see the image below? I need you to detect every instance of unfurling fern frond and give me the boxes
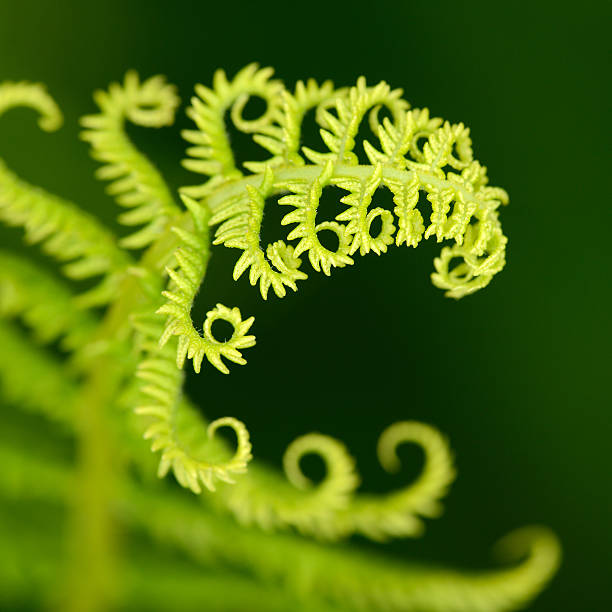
[123,192,254,491]
[80,72,181,249]
[182,64,284,198]
[157,195,255,374]
[212,168,308,298]
[203,420,453,541]
[181,64,508,308]
[131,307,252,493]
[0,83,131,307]
[0,66,560,612]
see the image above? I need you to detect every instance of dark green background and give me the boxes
[1,1,609,610]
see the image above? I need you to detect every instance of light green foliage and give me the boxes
[0,66,559,612]
[181,65,508,309]
[157,195,256,373]
[0,83,132,307]
[80,72,181,249]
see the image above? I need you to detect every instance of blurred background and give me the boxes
[0,0,609,610]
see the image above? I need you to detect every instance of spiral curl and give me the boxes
[0,83,132,307]
[80,72,182,249]
[203,421,454,542]
[132,308,252,493]
[182,64,508,302]
[157,196,255,374]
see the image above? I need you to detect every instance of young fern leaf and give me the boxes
[333,164,396,256]
[131,486,560,612]
[252,79,336,169]
[213,168,308,298]
[278,161,354,276]
[182,63,284,198]
[206,432,361,536]
[0,67,559,612]
[182,65,509,303]
[157,195,256,373]
[144,497,561,612]
[0,83,131,307]
[80,72,181,249]
[338,421,455,540]
[301,76,408,167]
[132,309,252,493]
[204,420,454,541]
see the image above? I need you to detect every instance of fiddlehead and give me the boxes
[157,196,255,374]
[0,81,62,131]
[80,73,256,491]
[335,420,455,540]
[182,65,508,304]
[157,67,504,534]
[182,63,284,198]
[211,432,360,536]
[243,77,339,173]
[204,420,454,541]
[131,301,253,493]
[0,83,132,307]
[80,72,182,250]
[212,168,308,299]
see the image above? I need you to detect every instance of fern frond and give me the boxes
[182,67,509,302]
[0,80,62,131]
[182,63,284,198]
[122,195,255,492]
[132,308,252,493]
[335,421,455,540]
[431,212,507,298]
[363,109,415,168]
[0,496,338,612]
[80,71,181,249]
[0,83,131,307]
[213,168,307,298]
[0,431,559,612]
[205,432,360,536]
[245,77,339,172]
[133,486,561,612]
[333,164,395,256]
[206,421,453,541]
[157,196,256,373]
[302,76,408,167]
[278,161,354,275]
[0,161,131,306]
[0,251,97,353]
[0,67,558,612]
[386,172,423,247]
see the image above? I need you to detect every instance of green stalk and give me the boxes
[62,215,188,612]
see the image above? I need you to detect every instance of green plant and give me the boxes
[0,64,559,612]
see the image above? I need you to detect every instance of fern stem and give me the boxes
[63,220,184,611]
[206,164,493,213]
[64,366,121,612]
